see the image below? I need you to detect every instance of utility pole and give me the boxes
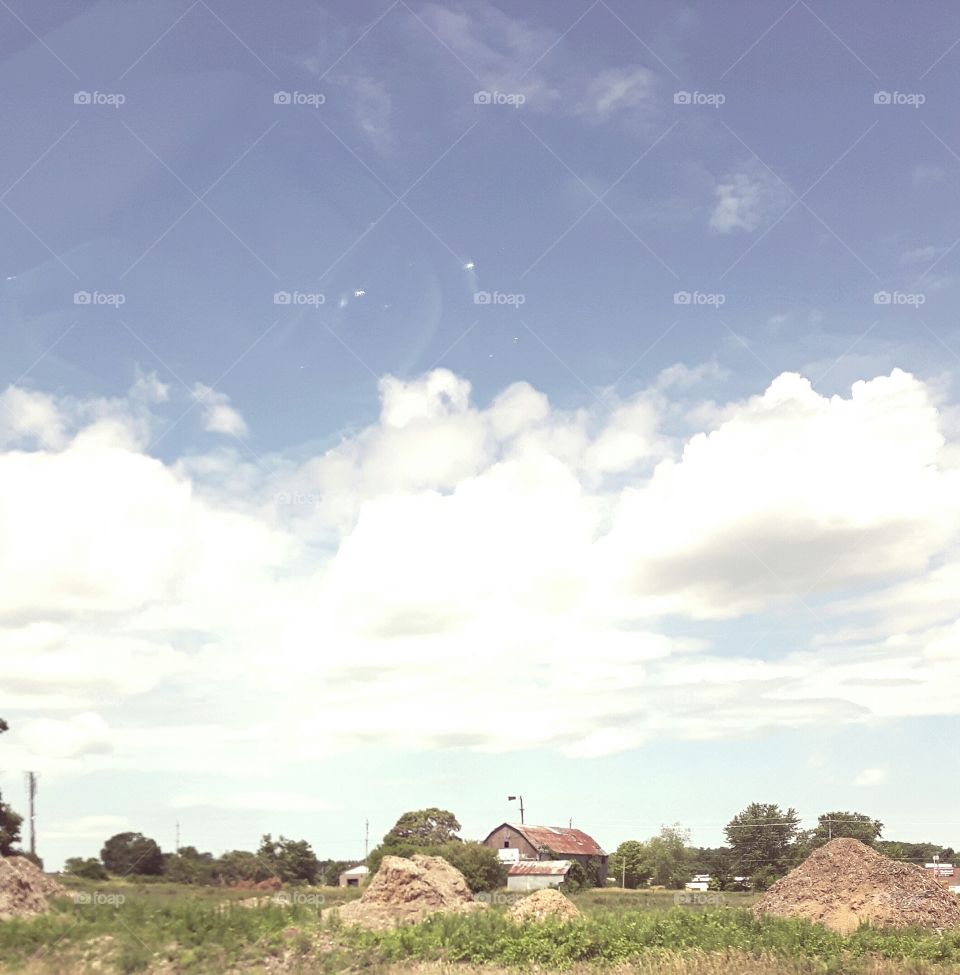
[24,772,37,858]
[175,822,180,853]
[508,795,524,824]
[364,819,369,858]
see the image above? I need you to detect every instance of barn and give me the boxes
[482,823,608,884]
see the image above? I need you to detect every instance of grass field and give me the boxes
[2,881,960,975]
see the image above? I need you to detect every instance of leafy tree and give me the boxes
[876,841,955,863]
[0,790,23,856]
[562,860,589,892]
[0,718,7,734]
[609,840,651,889]
[382,808,462,847]
[437,841,506,892]
[163,846,217,884]
[257,834,319,884]
[65,857,109,880]
[725,803,800,882]
[214,850,274,885]
[100,832,164,876]
[705,849,736,891]
[811,811,882,848]
[644,825,691,888]
[749,865,780,891]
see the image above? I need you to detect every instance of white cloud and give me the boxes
[18,713,112,759]
[900,244,945,266]
[854,767,888,786]
[576,66,658,124]
[192,384,248,437]
[709,160,792,234]
[3,366,960,770]
[170,792,331,813]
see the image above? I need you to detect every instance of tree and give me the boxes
[644,826,690,888]
[163,846,217,884]
[0,790,23,856]
[705,849,736,891]
[562,860,589,892]
[437,841,506,892]
[609,840,651,889]
[809,811,882,849]
[214,850,274,885]
[382,808,462,847]
[257,834,319,884]
[65,857,109,880]
[725,803,800,884]
[100,832,164,876]
[0,718,8,734]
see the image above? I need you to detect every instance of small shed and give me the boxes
[338,864,369,887]
[507,859,572,891]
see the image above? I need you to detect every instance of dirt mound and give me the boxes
[509,888,581,923]
[0,856,66,919]
[753,838,960,934]
[334,855,485,930]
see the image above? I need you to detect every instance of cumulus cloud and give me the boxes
[854,767,888,786]
[192,384,248,436]
[709,160,792,233]
[2,365,960,772]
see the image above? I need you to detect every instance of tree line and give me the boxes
[610,802,955,892]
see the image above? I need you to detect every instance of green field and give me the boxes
[2,880,960,975]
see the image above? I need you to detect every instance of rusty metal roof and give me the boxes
[507,859,572,876]
[504,823,606,857]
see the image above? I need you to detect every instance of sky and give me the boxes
[1,0,960,871]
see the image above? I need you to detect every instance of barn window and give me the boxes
[504,840,510,847]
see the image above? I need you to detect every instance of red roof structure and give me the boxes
[504,824,605,857]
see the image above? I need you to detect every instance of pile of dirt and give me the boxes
[509,888,581,923]
[0,856,66,919]
[334,855,485,930]
[753,838,960,934]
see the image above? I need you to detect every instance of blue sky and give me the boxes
[2,0,960,870]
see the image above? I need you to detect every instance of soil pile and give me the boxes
[753,838,960,934]
[509,888,581,923]
[0,856,66,919]
[334,855,485,930]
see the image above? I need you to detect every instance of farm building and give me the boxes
[338,864,369,887]
[507,859,572,891]
[482,823,608,884]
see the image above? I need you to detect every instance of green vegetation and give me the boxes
[368,808,507,892]
[100,833,164,877]
[0,878,958,974]
[341,904,960,969]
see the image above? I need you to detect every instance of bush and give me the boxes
[65,857,108,880]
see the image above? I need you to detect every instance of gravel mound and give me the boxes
[753,838,960,934]
[0,856,66,919]
[334,855,486,930]
[509,888,581,923]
